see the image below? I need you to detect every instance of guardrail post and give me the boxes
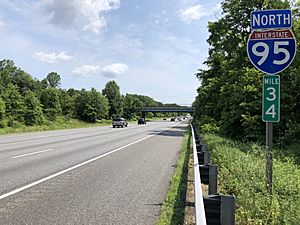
[199,164,218,195]
[204,194,235,225]
[197,151,211,165]
[196,143,202,151]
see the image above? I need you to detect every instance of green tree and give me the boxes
[59,89,77,116]
[0,98,5,120]
[43,72,61,88]
[194,0,293,142]
[40,87,62,120]
[75,88,109,122]
[133,94,163,107]
[102,81,123,118]
[0,60,15,93]
[1,83,24,123]
[12,70,37,94]
[23,90,45,125]
[123,94,143,119]
[0,98,6,128]
[0,59,42,94]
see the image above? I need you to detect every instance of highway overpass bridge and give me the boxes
[140,107,194,118]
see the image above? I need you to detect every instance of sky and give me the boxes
[0,0,222,106]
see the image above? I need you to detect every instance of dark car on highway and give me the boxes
[138,118,146,125]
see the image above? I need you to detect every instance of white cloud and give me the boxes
[81,0,120,33]
[72,65,102,77]
[0,20,4,30]
[180,4,221,23]
[32,51,73,64]
[180,5,207,22]
[72,63,128,77]
[102,63,129,77]
[41,0,120,34]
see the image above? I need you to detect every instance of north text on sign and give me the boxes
[251,10,292,30]
[253,14,290,27]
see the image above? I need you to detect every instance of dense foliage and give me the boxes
[193,0,300,144]
[202,133,300,225]
[0,59,178,129]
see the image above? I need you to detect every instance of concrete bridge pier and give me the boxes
[141,111,146,119]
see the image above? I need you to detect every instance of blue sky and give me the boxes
[0,0,222,105]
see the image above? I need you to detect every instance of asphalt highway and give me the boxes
[0,120,188,225]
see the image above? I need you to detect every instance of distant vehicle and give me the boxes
[112,118,128,128]
[163,118,166,120]
[170,118,176,121]
[138,118,146,125]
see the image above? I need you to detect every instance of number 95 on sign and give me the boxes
[247,29,296,74]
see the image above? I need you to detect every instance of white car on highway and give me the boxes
[112,118,128,128]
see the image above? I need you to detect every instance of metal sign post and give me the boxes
[266,122,273,195]
[247,9,296,196]
[263,75,279,195]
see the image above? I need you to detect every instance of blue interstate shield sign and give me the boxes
[247,29,296,74]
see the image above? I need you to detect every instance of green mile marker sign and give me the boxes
[263,75,280,122]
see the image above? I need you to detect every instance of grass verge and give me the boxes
[0,117,112,135]
[0,117,171,136]
[156,129,191,225]
[202,133,300,225]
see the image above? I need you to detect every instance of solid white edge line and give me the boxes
[11,148,54,159]
[0,126,175,200]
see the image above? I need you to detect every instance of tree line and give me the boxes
[0,59,176,128]
[193,0,300,145]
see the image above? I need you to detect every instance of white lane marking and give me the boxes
[0,127,172,200]
[11,149,54,159]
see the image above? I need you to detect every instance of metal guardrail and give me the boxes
[191,124,236,225]
[191,124,207,225]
